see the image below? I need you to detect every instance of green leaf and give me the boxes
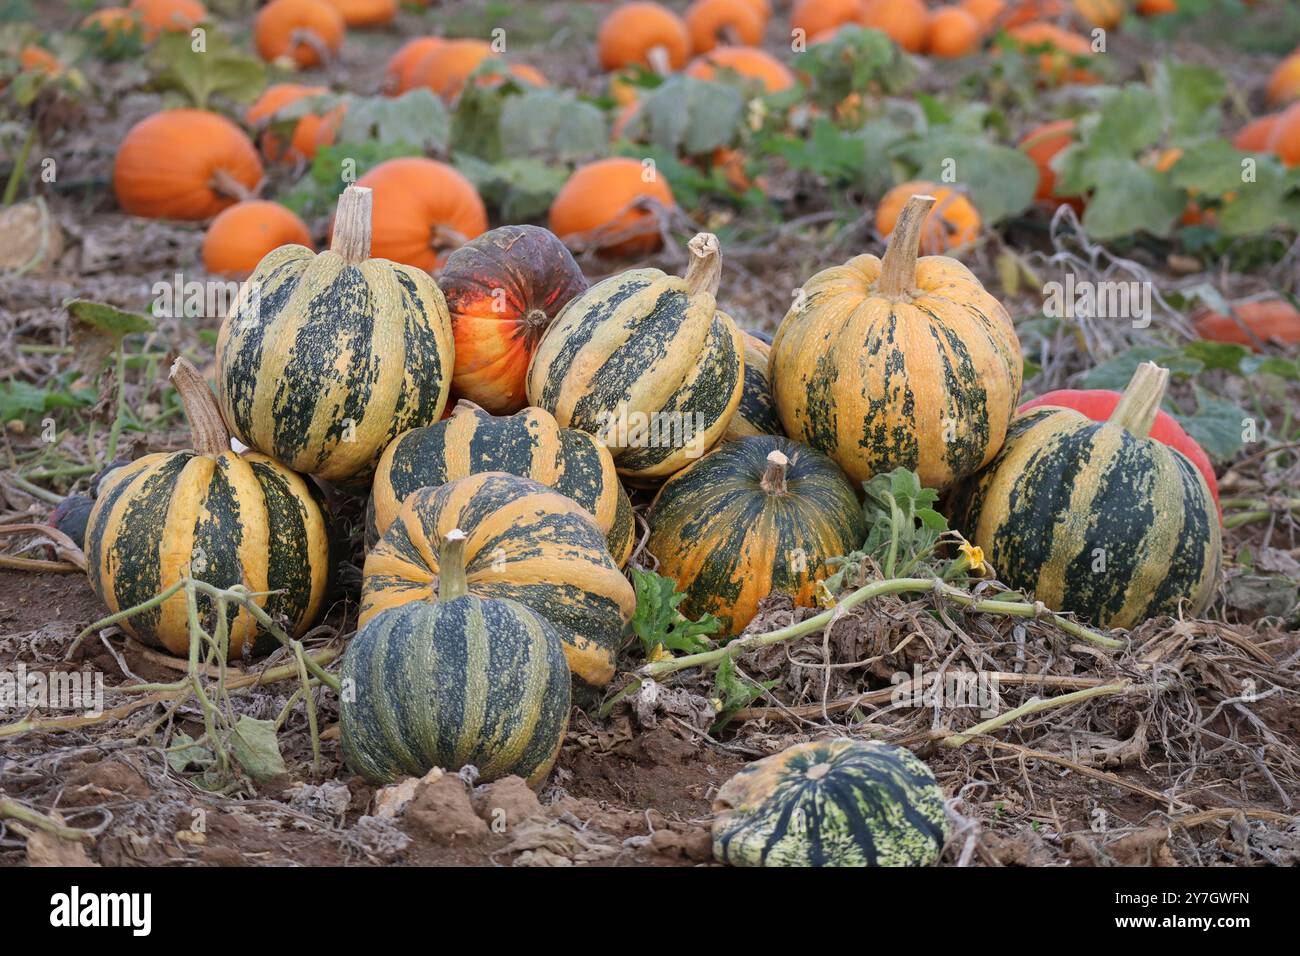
[454,154,568,222]
[1154,61,1226,138]
[710,657,775,732]
[899,132,1038,223]
[229,716,288,782]
[65,299,154,339]
[332,89,450,153]
[1214,158,1292,236]
[1164,138,1248,197]
[1081,159,1184,240]
[499,89,608,162]
[1174,387,1249,463]
[166,733,213,773]
[147,28,267,109]
[628,568,721,658]
[859,467,947,577]
[1091,85,1165,156]
[1181,339,1248,372]
[1078,346,1202,390]
[626,76,744,156]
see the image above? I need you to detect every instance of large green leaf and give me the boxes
[626,76,744,156]
[1154,61,1227,139]
[1090,85,1165,157]
[1082,158,1184,239]
[900,132,1038,224]
[147,27,266,109]
[499,89,608,163]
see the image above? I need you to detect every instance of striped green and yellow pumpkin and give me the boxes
[216,185,454,487]
[361,472,636,686]
[724,328,784,442]
[769,194,1022,491]
[647,435,866,636]
[341,529,570,788]
[951,362,1222,630]
[525,232,744,482]
[84,359,331,658]
[366,400,634,566]
[712,738,949,867]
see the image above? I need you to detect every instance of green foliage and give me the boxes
[628,568,721,659]
[0,378,93,423]
[859,468,949,579]
[454,154,567,222]
[147,27,266,109]
[624,75,744,157]
[797,26,916,113]
[499,88,607,163]
[279,141,422,219]
[710,657,775,732]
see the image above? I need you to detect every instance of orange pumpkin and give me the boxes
[1002,0,1067,28]
[114,109,263,221]
[322,0,395,27]
[1019,118,1082,209]
[1005,22,1096,86]
[876,180,981,254]
[384,36,445,95]
[791,0,863,39]
[741,0,772,25]
[1194,300,1300,351]
[925,6,982,58]
[1232,114,1279,152]
[352,157,489,273]
[549,157,676,257]
[1136,0,1176,14]
[439,225,589,414]
[1151,147,1218,227]
[253,0,344,69]
[81,6,143,44]
[18,45,60,75]
[597,2,692,73]
[128,0,206,40]
[685,46,796,92]
[685,0,764,54]
[1073,0,1123,29]
[409,39,495,101]
[1267,54,1300,107]
[202,200,314,278]
[1267,102,1300,166]
[859,0,929,54]
[960,0,1005,31]
[245,83,341,163]
[477,61,549,90]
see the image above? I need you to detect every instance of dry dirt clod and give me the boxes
[648,826,714,863]
[404,773,489,846]
[59,760,151,806]
[472,776,546,832]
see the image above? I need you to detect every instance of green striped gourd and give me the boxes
[340,529,570,788]
[216,185,454,486]
[361,472,635,686]
[525,232,744,482]
[366,400,635,566]
[951,362,1222,629]
[712,738,949,867]
[724,329,784,441]
[84,359,331,658]
[647,435,866,636]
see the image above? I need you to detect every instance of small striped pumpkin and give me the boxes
[951,362,1222,630]
[525,232,744,482]
[712,738,949,867]
[648,436,866,636]
[366,400,635,566]
[341,529,571,788]
[724,328,784,441]
[216,185,454,487]
[85,359,331,658]
[362,472,636,686]
[769,194,1022,491]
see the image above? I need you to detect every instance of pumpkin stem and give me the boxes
[760,449,789,496]
[209,168,253,203]
[646,44,671,76]
[878,194,937,298]
[1108,361,1170,439]
[330,185,373,265]
[684,232,722,300]
[169,357,231,457]
[431,223,469,255]
[438,529,470,602]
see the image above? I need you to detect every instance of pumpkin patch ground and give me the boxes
[2,0,1300,878]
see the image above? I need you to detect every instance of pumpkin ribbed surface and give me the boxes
[340,591,570,787]
[952,365,1222,630]
[724,329,783,441]
[361,473,635,686]
[366,401,633,566]
[526,233,744,481]
[712,739,949,867]
[217,187,453,486]
[648,436,865,636]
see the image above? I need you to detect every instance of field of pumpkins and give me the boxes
[2,0,1300,873]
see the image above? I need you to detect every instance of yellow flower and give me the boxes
[648,643,674,663]
[958,540,987,576]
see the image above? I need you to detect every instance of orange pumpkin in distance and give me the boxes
[597,2,692,73]
[549,157,676,257]
[1233,114,1279,152]
[245,83,341,163]
[384,37,445,94]
[790,0,863,39]
[253,0,345,69]
[925,6,982,58]
[1266,102,1300,166]
[960,0,1006,32]
[859,0,929,54]
[1019,118,1082,210]
[409,39,496,101]
[203,201,314,278]
[685,46,796,91]
[876,181,981,254]
[323,0,396,27]
[685,0,765,54]
[1268,55,1300,108]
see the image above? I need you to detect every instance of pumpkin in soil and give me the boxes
[791,0,863,39]
[924,5,982,58]
[713,739,949,867]
[1232,114,1278,152]
[322,0,395,27]
[685,0,764,54]
[1019,119,1083,210]
[1193,299,1300,352]
[597,2,692,74]
[342,528,571,788]
[859,0,930,54]
[408,38,495,101]
[1266,103,1300,166]
[439,225,589,415]
[245,83,340,163]
[384,36,444,94]
[85,359,330,659]
[361,473,636,687]
[1268,54,1300,107]
[876,180,981,254]
[216,186,454,486]
[741,0,771,25]
[1005,22,1097,86]
[1018,389,1221,516]
[1001,0,1066,28]
[951,362,1221,630]
[527,232,745,482]
[685,46,796,92]
[202,201,313,279]
[771,194,1022,491]
[648,437,865,636]
[113,110,263,221]
[1073,0,1123,29]
[366,401,634,566]
[352,157,488,273]
[724,330,784,441]
[128,0,206,39]
[1136,0,1176,13]
[960,0,1005,31]
[18,46,60,75]
[253,0,344,69]
[548,157,676,257]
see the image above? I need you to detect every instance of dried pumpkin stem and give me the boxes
[331,185,373,265]
[1109,361,1170,439]
[646,44,671,76]
[760,450,789,496]
[209,168,253,203]
[439,529,470,602]
[169,357,230,457]
[684,232,722,299]
[878,194,937,298]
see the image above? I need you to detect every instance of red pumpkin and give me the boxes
[1018,389,1220,515]
[439,226,589,414]
[1193,300,1300,352]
